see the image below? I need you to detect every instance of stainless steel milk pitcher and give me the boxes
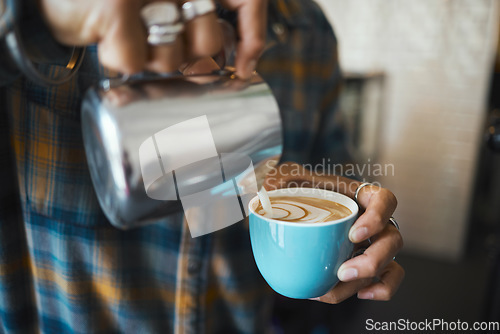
[81,69,283,235]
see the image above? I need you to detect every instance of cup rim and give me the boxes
[248,187,359,227]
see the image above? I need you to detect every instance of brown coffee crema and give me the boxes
[255,196,352,223]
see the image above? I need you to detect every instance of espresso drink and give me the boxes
[255,196,352,223]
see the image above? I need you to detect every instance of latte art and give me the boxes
[255,196,352,223]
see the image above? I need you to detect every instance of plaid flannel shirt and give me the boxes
[0,0,346,332]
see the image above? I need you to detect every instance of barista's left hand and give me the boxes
[263,162,405,302]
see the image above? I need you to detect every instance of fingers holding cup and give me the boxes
[311,278,373,304]
[357,261,405,301]
[314,260,405,303]
[350,185,398,243]
[337,223,403,283]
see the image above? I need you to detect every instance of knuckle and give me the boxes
[123,53,147,73]
[100,54,140,75]
[378,288,393,301]
[188,26,223,58]
[396,263,406,279]
[192,40,222,58]
[207,38,223,56]
[393,230,404,251]
[153,63,179,74]
[364,260,379,278]
[327,294,341,304]
[362,278,373,287]
[148,53,181,73]
[122,64,143,74]
[371,211,385,228]
[386,227,403,252]
[383,189,398,210]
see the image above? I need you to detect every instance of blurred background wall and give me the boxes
[315,0,500,261]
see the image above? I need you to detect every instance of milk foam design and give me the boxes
[255,196,352,223]
[261,200,334,222]
[139,115,258,237]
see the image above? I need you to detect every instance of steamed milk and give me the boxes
[255,196,352,223]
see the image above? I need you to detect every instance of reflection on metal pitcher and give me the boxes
[81,70,282,234]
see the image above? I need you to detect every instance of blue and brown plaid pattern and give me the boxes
[0,0,345,332]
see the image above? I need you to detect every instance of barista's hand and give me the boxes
[39,0,266,78]
[263,162,405,303]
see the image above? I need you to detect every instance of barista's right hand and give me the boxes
[39,0,222,74]
[38,0,266,78]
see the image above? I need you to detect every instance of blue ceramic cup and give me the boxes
[249,187,359,299]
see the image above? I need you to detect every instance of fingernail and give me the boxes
[350,227,368,243]
[338,267,358,281]
[358,291,374,300]
[308,297,321,301]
